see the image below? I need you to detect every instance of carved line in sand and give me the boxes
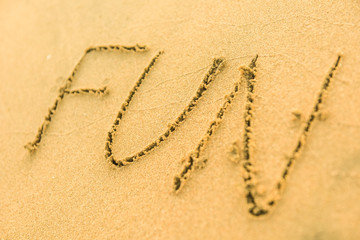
[105,56,225,166]
[24,45,342,217]
[173,55,342,217]
[25,44,147,152]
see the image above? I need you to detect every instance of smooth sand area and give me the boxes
[0,1,359,239]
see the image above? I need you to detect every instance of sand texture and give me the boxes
[0,0,360,239]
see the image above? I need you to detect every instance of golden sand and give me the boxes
[0,1,360,239]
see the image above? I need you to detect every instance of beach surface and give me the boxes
[0,0,360,239]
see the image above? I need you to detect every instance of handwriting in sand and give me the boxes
[25,44,342,217]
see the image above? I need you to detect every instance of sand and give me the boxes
[0,0,360,239]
